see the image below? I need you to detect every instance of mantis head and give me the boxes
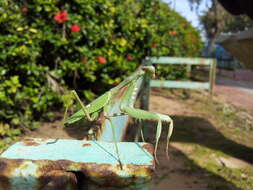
[141,66,155,78]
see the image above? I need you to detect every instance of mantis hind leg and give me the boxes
[121,106,173,163]
[64,91,111,125]
[72,90,93,121]
[106,117,123,170]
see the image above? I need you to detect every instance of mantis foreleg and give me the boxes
[119,78,174,162]
[120,106,174,163]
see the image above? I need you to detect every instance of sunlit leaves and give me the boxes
[0,0,203,138]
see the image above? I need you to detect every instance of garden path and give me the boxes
[215,69,253,114]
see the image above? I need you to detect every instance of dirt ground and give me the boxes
[215,69,253,115]
[149,68,253,190]
[150,90,253,190]
[22,70,253,190]
[150,93,209,190]
[150,93,207,190]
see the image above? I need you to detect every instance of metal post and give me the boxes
[209,59,217,95]
[209,60,213,94]
[186,64,191,78]
[211,59,217,95]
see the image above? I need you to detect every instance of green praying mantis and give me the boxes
[63,66,173,167]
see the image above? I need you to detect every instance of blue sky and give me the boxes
[163,0,210,28]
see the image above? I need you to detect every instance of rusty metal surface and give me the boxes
[0,138,155,190]
[0,158,78,190]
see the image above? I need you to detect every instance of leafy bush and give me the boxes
[0,0,203,133]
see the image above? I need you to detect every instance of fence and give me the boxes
[144,57,217,95]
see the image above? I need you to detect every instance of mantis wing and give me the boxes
[64,91,111,124]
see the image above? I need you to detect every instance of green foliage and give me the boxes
[0,122,21,151]
[192,0,253,38]
[200,6,253,38]
[0,123,21,137]
[150,2,203,57]
[156,65,188,80]
[0,0,203,134]
[219,15,253,33]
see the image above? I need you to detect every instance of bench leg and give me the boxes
[39,170,78,190]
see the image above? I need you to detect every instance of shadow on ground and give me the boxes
[134,115,253,190]
[171,115,253,164]
[64,120,91,140]
[154,145,243,190]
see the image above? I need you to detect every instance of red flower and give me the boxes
[71,24,81,32]
[98,56,106,64]
[22,8,28,14]
[151,44,158,48]
[192,39,197,43]
[169,31,177,36]
[54,11,69,23]
[126,56,133,61]
[181,42,187,46]
[80,57,87,62]
[181,23,187,28]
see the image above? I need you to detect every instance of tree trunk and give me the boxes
[206,33,219,57]
[207,0,220,57]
